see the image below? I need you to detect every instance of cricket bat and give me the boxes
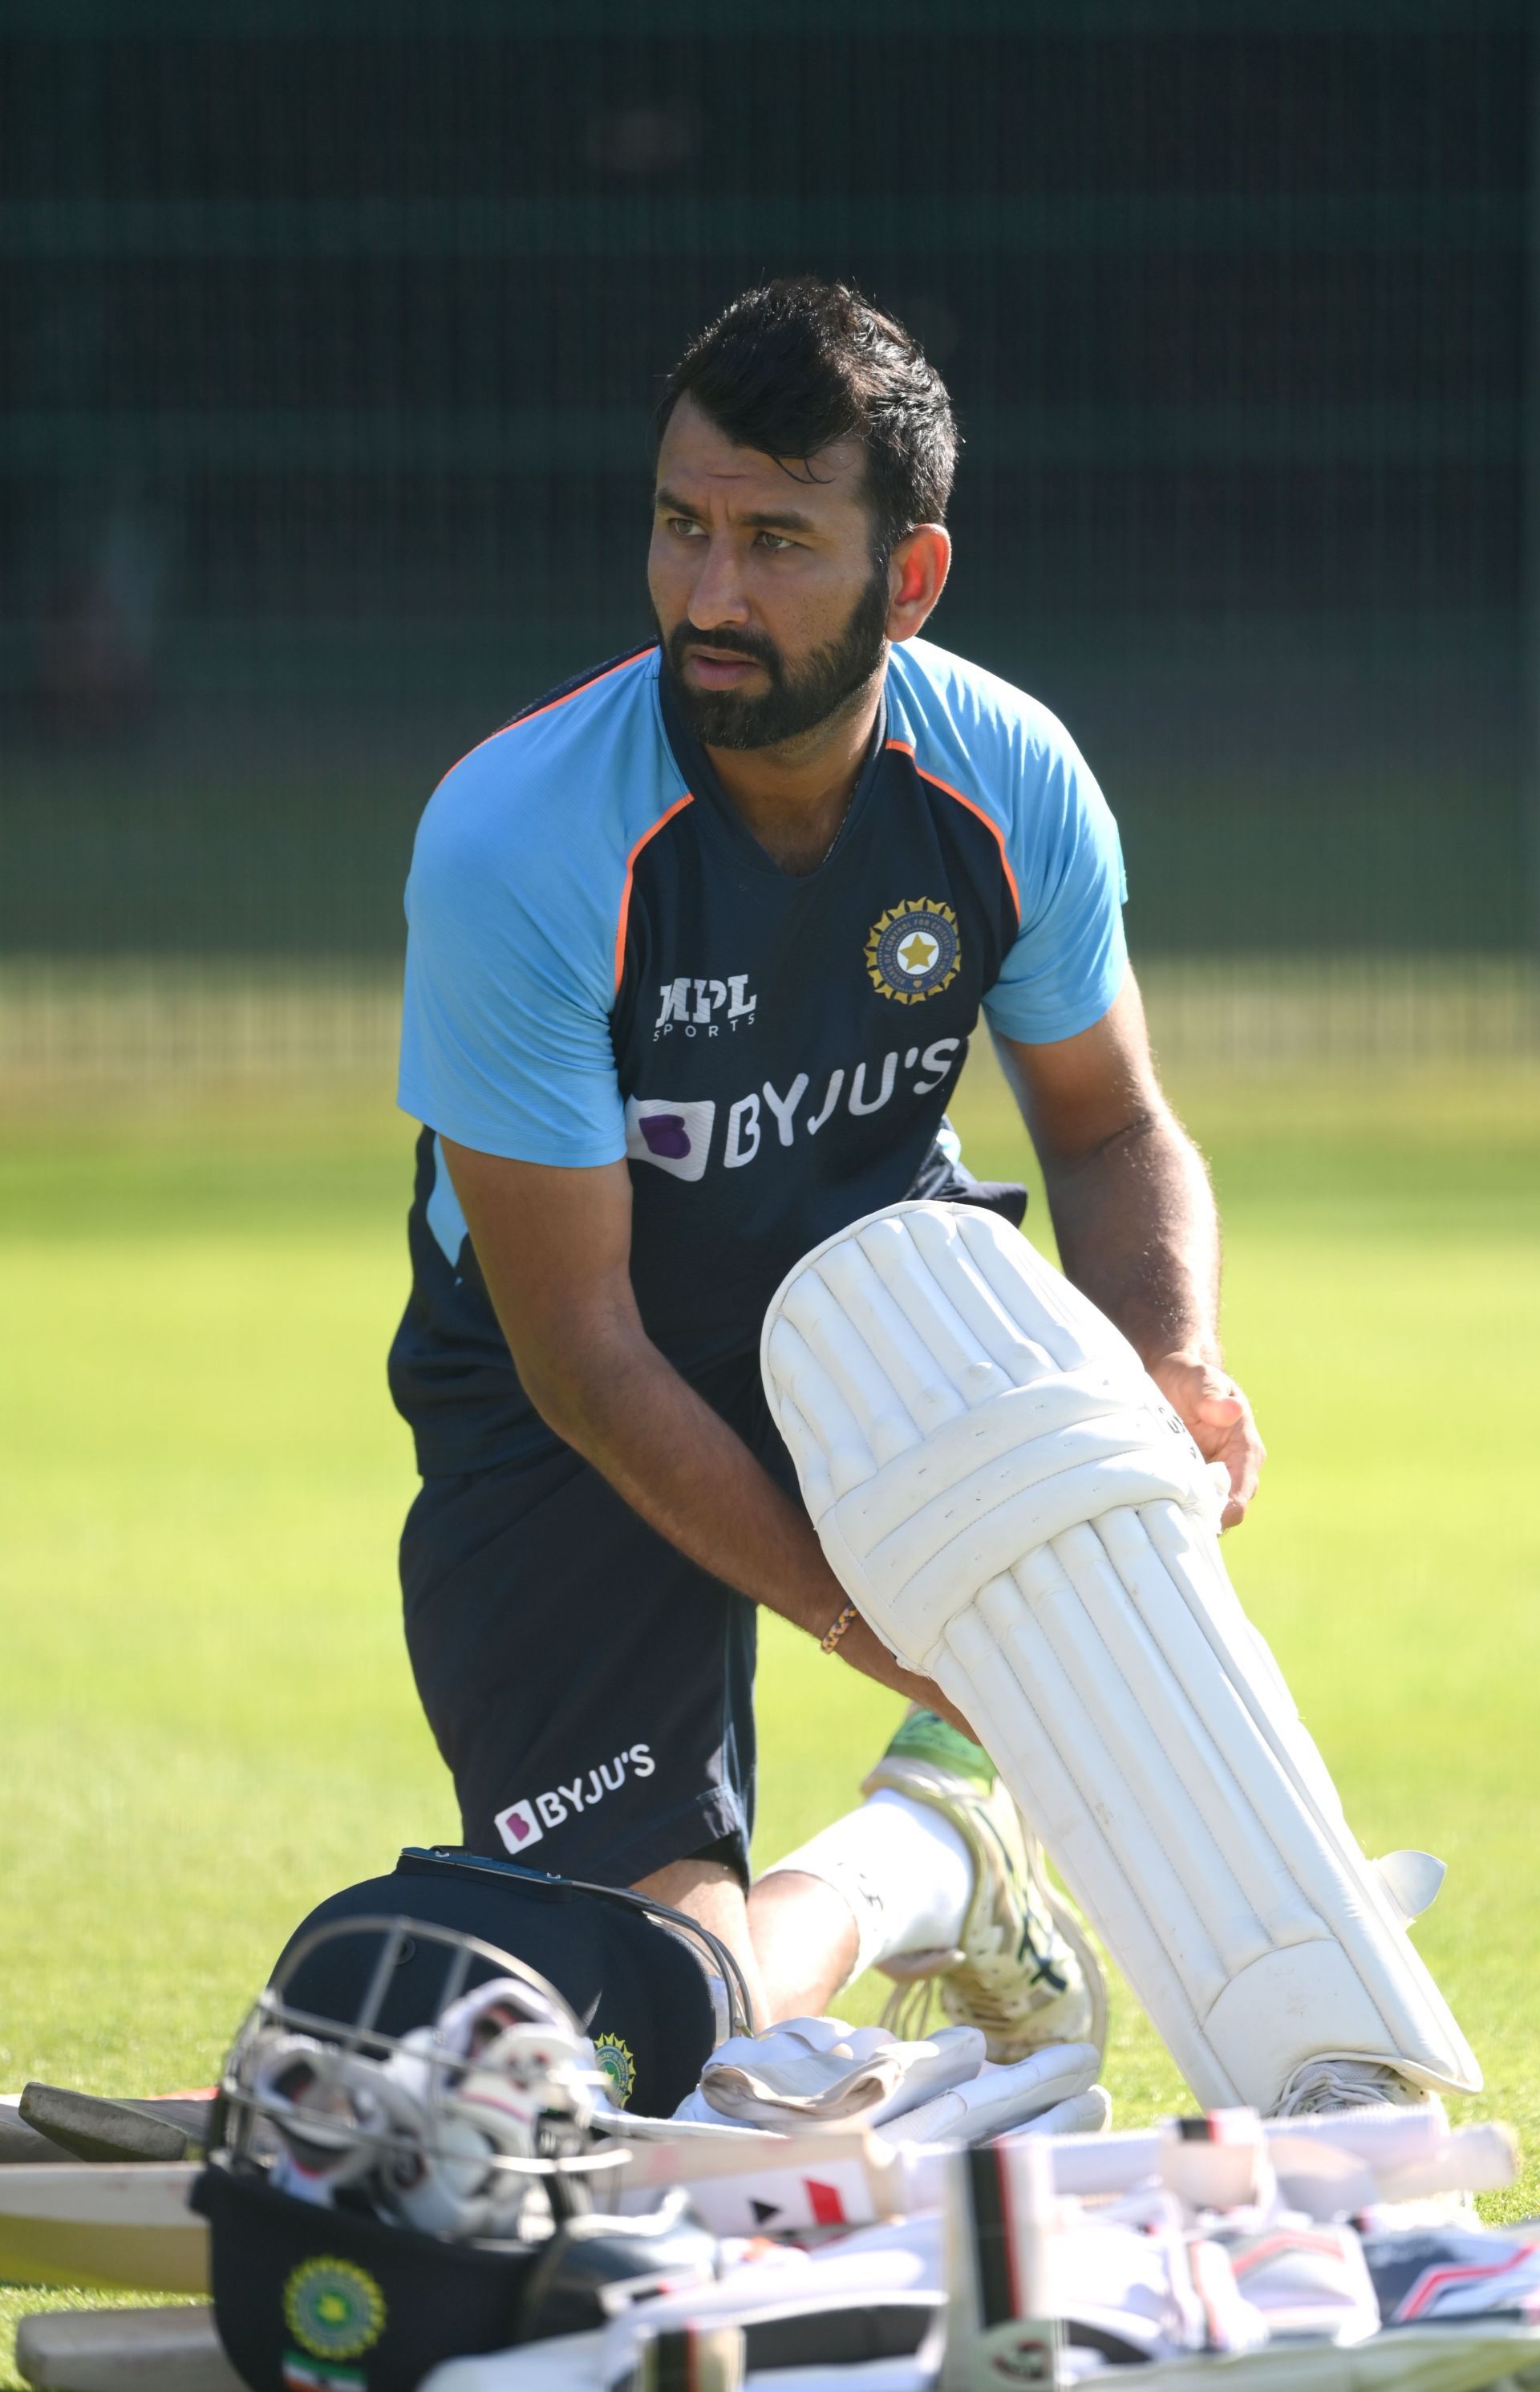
[0,2163,207,2294]
[15,2306,239,2392]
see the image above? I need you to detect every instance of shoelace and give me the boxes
[880,1976,942,2042]
[1274,2057,1421,2115]
[879,1912,1069,2042]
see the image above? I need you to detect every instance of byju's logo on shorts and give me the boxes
[865,898,961,1004]
[624,1095,715,1181]
[492,1798,545,1852]
[494,1742,655,1854]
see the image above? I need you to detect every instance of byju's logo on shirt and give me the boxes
[865,898,961,1004]
[624,1036,962,1183]
[625,1095,715,1182]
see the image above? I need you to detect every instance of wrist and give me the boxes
[1149,1339,1224,1379]
[835,1612,905,1689]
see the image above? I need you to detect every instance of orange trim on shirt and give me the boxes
[434,646,657,789]
[885,737,1022,922]
[614,794,695,995]
[515,644,656,732]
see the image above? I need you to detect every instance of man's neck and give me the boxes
[703,670,885,877]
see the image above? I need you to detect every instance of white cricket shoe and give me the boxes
[862,1710,1108,2064]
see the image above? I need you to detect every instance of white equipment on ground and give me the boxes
[668,2016,1108,2140]
[15,2307,243,2392]
[760,1200,1481,2117]
[8,2066,1530,2392]
[2,2090,1515,2308]
[676,2016,987,2126]
[0,2157,208,2294]
[412,2098,1534,2392]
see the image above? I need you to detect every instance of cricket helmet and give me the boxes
[271,1845,748,2119]
[194,1913,716,2392]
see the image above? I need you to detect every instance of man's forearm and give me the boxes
[523,1328,969,1723]
[1040,1106,1222,1369]
[993,987,1261,1522]
[439,1139,975,1718]
[529,1333,840,1636]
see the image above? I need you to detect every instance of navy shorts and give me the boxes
[400,1353,792,1890]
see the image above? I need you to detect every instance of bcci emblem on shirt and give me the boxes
[865,898,962,1005]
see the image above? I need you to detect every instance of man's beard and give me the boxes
[657,563,890,752]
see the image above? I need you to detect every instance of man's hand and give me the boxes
[1148,1349,1265,1530]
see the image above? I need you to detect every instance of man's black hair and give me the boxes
[655,277,958,558]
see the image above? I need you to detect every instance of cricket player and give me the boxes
[390,278,1264,2045]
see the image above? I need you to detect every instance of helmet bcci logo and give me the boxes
[282,2256,387,2362]
[624,1095,715,1182]
[865,898,961,1004]
[594,2032,636,2107]
[493,1798,544,1852]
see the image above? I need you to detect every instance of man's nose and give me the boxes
[687,535,751,629]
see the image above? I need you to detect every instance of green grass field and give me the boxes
[2,1048,1538,2378]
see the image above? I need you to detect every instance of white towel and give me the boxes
[674,2017,984,2128]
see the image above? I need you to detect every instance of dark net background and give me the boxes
[2,0,1534,1077]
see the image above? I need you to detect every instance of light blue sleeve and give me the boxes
[396,768,626,1166]
[981,725,1129,1046]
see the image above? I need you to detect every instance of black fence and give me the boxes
[2,2,1535,1031]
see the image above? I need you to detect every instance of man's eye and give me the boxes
[668,517,704,537]
[755,532,796,552]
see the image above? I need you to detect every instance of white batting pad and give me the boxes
[761,1201,1480,2115]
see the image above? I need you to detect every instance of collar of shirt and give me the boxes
[656,655,890,878]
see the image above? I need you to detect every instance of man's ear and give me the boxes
[886,524,951,643]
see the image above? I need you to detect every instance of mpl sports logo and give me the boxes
[494,1741,655,1853]
[653,973,757,1040]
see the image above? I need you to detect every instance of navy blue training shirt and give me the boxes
[391,635,1128,1475]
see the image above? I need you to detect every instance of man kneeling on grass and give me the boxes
[389,276,1262,2054]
